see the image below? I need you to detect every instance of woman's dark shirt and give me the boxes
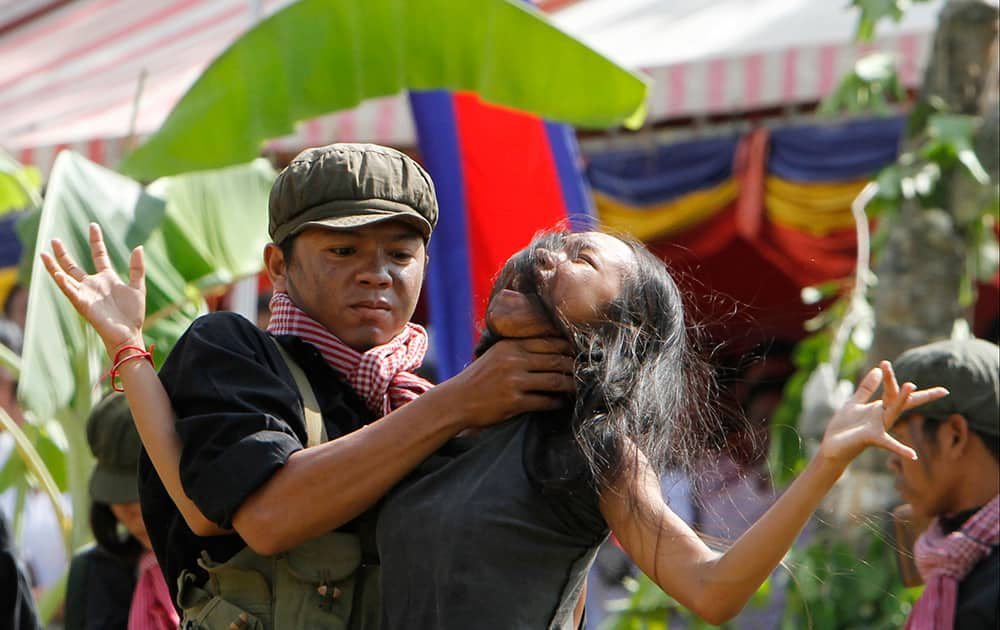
[137,312,375,605]
[940,507,999,629]
[377,414,609,629]
[64,545,136,630]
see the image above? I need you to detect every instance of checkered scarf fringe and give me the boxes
[905,493,999,630]
[267,292,433,415]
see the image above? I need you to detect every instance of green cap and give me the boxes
[86,392,141,504]
[268,143,438,244]
[893,338,999,437]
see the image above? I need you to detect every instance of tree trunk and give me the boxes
[871,0,1000,363]
[823,0,998,519]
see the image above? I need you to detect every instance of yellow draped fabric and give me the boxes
[0,267,17,306]
[765,176,868,235]
[594,178,738,242]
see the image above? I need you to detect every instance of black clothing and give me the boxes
[940,507,999,629]
[138,312,376,604]
[63,545,136,630]
[0,517,41,630]
[377,415,609,630]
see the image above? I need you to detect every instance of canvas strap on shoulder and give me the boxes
[271,338,327,447]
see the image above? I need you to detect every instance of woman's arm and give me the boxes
[602,363,948,625]
[42,224,227,536]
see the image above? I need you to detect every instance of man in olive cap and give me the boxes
[886,338,999,630]
[130,143,573,628]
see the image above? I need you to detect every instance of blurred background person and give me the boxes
[64,393,178,630]
[0,515,41,630]
[888,339,998,630]
[0,319,68,602]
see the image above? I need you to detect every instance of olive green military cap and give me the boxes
[269,143,438,244]
[86,392,142,505]
[893,338,999,437]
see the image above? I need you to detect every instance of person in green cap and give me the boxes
[886,338,999,630]
[43,143,574,629]
[64,392,178,630]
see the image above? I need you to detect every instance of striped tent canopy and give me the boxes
[1,0,943,177]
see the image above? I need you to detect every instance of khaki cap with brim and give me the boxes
[86,392,141,505]
[893,338,1000,437]
[269,143,438,244]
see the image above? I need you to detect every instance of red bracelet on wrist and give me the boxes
[107,344,155,392]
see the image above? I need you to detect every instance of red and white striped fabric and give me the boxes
[3,0,941,178]
[266,291,432,416]
[1,0,413,177]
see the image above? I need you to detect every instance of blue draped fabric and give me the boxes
[768,116,904,182]
[0,212,24,268]
[586,135,739,206]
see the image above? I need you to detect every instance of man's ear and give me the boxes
[264,243,288,293]
[940,414,970,458]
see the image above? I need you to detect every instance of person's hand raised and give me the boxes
[41,222,146,358]
[817,360,949,466]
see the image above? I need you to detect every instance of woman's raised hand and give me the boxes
[818,360,949,466]
[41,223,146,357]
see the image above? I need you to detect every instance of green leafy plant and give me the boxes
[0,150,42,214]
[781,528,922,630]
[1,151,275,623]
[600,572,771,629]
[850,0,936,42]
[122,0,649,180]
[820,53,907,116]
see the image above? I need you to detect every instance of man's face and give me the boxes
[272,221,427,351]
[887,414,956,518]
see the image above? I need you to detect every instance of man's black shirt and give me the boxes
[137,312,376,605]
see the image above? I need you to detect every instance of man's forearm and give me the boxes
[232,384,466,555]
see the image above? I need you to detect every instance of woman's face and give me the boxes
[500,231,635,325]
[111,501,151,550]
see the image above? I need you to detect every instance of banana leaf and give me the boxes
[0,150,42,214]
[18,151,202,545]
[149,158,275,292]
[121,0,648,180]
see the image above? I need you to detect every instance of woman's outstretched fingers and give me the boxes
[880,360,900,403]
[49,237,88,281]
[129,245,145,291]
[882,382,916,427]
[851,367,883,403]
[89,223,112,272]
[880,432,918,461]
[901,386,950,411]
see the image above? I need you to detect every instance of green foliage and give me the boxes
[10,151,274,551]
[767,307,870,486]
[121,0,648,180]
[781,528,922,629]
[820,53,907,116]
[601,572,771,629]
[0,150,42,214]
[850,0,936,42]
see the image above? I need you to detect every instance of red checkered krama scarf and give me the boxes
[905,494,999,630]
[267,292,433,415]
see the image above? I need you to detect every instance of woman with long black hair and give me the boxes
[44,225,946,628]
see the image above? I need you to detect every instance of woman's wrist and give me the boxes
[809,449,850,483]
[107,335,146,361]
